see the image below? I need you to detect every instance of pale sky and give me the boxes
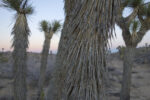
[0,0,150,53]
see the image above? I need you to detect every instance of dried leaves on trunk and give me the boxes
[12,14,30,100]
[48,0,120,100]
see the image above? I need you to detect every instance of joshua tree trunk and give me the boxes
[117,1,150,99]
[46,19,71,100]
[13,14,30,100]
[120,20,149,100]
[46,2,77,99]
[1,1,34,100]
[38,35,51,100]
[46,0,120,100]
[121,47,134,100]
[120,28,134,100]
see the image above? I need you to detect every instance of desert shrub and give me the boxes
[0,56,8,63]
[0,52,2,56]
[117,46,125,59]
[40,90,45,100]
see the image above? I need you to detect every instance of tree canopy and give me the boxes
[1,0,34,14]
[40,20,61,33]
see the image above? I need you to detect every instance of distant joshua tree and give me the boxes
[1,0,34,100]
[2,48,4,52]
[37,20,61,100]
[117,0,150,100]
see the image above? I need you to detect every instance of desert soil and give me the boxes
[0,49,149,100]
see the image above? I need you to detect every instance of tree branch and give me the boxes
[125,7,139,25]
[141,2,150,6]
[132,25,149,47]
[131,15,150,47]
[22,0,28,9]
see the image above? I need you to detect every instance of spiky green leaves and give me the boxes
[130,20,141,41]
[40,20,61,33]
[52,21,61,33]
[130,20,140,33]
[40,20,49,32]
[138,3,150,22]
[147,4,150,17]
[127,0,143,8]
[1,0,22,11]
[1,0,34,15]
[24,5,34,15]
[142,4,150,18]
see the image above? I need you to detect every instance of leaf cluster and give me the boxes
[131,20,140,33]
[1,0,34,15]
[40,20,61,33]
[140,4,150,18]
[126,0,143,8]
[122,0,150,32]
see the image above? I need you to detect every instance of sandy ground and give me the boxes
[0,49,150,100]
[107,53,150,100]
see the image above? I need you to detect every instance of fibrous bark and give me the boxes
[121,47,134,100]
[13,14,30,100]
[38,32,53,100]
[47,0,120,100]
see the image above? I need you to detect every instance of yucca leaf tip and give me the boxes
[52,20,61,33]
[1,0,34,14]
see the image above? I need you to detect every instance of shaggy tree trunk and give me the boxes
[46,2,77,99]
[121,47,134,100]
[38,36,51,100]
[46,18,71,100]
[46,0,120,100]
[13,14,30,100]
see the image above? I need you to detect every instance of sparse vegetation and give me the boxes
[0,52,8,63]
[0,55,8,63]
[0,52,2,56]
[117,46,126,59]
[0,0,150,100]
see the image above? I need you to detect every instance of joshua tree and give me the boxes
[37,20,61,100]
[117,0,150,100]
[2,48,4,52]
[47,0,120,100]
[1,0,33,100]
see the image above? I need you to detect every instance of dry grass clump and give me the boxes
[0,54,8,63]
